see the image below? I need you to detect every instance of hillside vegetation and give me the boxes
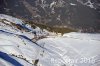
[27,21,77,34]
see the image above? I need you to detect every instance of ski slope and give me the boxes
[37,32,100,66]
[0,14,100,66]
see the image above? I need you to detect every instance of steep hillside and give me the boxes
[0,0,100,33]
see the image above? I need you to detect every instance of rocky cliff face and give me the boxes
[0,0,100,32]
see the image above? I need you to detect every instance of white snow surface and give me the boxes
[70,3,76,6]
[0,14,23,25]
[0,14,100,66]
[37,32,100,66]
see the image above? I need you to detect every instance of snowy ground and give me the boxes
[0,14,100,66]
[37,32,100,66]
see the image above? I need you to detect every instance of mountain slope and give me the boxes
[0,14,100,66]
[0,0,100,32]
[0,14,51,66]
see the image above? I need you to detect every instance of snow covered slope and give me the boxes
[37,32,100,66]
[0,14,50,66]
[0,14,100,66]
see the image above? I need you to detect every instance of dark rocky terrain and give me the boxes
[0,0,100,33]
